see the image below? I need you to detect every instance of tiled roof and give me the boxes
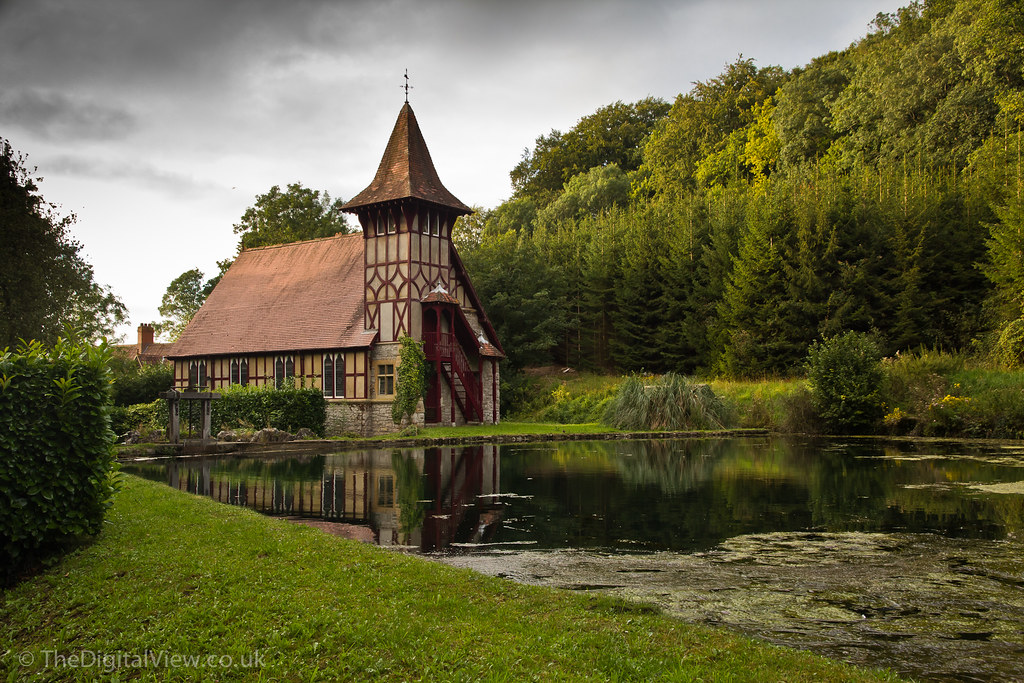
[169,233,375,358]
[342,103,472,214]
[112,342,174,365]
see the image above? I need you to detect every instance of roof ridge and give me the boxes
[242,231,359,252]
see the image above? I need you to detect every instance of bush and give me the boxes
[534,382,615,424]
[603,373,728,431]
[110,399,165,436]
[995,318,1024,369]
[109,357,172,407]
[0,337,118,583]
[211,385,326,437]
[805,332,885,434]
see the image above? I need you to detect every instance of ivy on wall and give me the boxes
[392,336,427,425]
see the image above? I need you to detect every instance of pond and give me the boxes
[122,437,1024,682]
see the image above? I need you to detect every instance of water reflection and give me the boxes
[124,437,1024,553]
[126,446,504,551]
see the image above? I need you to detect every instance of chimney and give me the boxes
[138,323,155,351]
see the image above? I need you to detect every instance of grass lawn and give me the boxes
[1,476,903,682]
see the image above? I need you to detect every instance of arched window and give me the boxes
[188,360,207,389]
[323,355,334,397]
[239,358,249,386]
[322,354,346,398]
[230,359,240,385]
[275,357,285,389]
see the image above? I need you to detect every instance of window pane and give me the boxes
[230,359,239,385]
[377,363,395,396]
[323,355,334,397]
[198,362,207,389]
[275,357,284,389]
[240,359,249,386]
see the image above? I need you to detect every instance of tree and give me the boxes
[536,164,630,229]
[0,138,126,348]
[641,58,788,198]
[511,98,670,203]
[155,265,226,340]
[460,229,566,371]
[233,183,351,250]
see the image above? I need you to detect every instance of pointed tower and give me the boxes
[343,103,503,426]
[343,103,472,341]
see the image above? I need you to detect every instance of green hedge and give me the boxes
[109,399,165,436]
[210,385,326,437]
[0,338,118,582]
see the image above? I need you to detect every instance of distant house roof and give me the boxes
[113,342,174,365]
[169,233,376,358]
[342,103,472,215]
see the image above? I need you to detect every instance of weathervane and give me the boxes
[401,69,413,103]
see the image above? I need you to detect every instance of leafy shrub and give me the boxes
[603,373,727,431]
[534,382,615,424]
[211,385,326,437]
[109,399,165,436]
[995,318,1024,369]
[0,337,118,583]
[882,348,964,415]
[108,355,172,406]
[805,332,885,434]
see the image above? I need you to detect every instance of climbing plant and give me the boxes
[392,336,428,424]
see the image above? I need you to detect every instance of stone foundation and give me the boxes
[326,399,424,437]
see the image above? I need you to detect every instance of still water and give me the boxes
[122,437,1024,681]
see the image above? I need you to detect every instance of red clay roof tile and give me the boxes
[169,233,374,358]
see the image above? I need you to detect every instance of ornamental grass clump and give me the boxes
[603,372,727,431]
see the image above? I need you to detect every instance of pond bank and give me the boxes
[0,476,899,682]
[115,425,769,460]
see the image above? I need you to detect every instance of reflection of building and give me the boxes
[167,103,504,436]
[163,446,501,552]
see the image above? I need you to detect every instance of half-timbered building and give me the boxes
[167,103,503,435]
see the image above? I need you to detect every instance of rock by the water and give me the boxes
[118,430,142,445]
[250,427,293,443]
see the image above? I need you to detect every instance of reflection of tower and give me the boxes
[420,445,503,552]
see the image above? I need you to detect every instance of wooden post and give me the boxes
[161,390,181,444]
[160,390,220,446]
[201,395,213,443]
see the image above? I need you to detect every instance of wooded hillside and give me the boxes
[457,0,1024,379]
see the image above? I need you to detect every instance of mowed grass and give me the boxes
[1,476,903,682]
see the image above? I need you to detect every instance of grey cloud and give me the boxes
[44,154,215,197]
[0,89,136,140]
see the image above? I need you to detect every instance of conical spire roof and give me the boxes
[342,103,472,215]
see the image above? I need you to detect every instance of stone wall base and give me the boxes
[326,399,425,438]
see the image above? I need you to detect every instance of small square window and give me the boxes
[377,363,394,396]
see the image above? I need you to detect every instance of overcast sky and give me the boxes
[0,0,907,342]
